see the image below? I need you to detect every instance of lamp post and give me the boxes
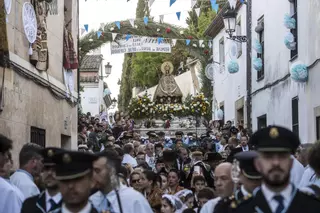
[99,62,112,80]
[105,62,112,76]
[110,97,117,109]
[222,8,248,43]
[222,0,252,130]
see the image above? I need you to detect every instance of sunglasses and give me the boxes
[131,179,140,184]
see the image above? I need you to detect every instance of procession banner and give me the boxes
[111,36,172,54]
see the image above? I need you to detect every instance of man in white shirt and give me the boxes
[0,134,23,213]
[21,147,63,213]
[90,150,153,213]
[300,142,320,196]
[122,143,138,167]
[0,151,25,202]
[231,126,320,213]
[200,162,234,213]
[10,143,43,199]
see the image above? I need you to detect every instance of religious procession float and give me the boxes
[128,61,211,137]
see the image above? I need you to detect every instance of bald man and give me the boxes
[200,163,234,213]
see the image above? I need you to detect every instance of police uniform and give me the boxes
[227,126,320,213]
[21,147,63,213]
[52,150,99,213]
[213,151,262,213]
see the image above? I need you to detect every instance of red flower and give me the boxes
[166,28,171,33]
[187,36,193,39]
[204,50,209,55]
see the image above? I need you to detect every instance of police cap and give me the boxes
[249,125,300,153]
[52,150,98,181]
[41,147,63,166]
[234,151,261,180]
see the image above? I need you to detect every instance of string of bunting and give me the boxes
[81,0,246,35]
[93,30,213,48]
[81,0,223,34]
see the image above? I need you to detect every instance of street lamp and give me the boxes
[105,62,112,75]
[222,8,247,43]
[111,98,117,108]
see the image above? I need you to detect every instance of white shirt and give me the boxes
[122,154,138,167]
[240,185,250,197]
[90,184,153,213]
[290,156,305,187]
[299,166,317,188]
[45,190,62,212]
[5,179,25,202]
[61,202,92,213]
[10,169,40,200]
[0,177,23,213]
[300,178,320,195]
[261,183,292,213]
[241,145,249,152]
[200,197,221,213]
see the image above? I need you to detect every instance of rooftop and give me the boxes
[80,54,103,72]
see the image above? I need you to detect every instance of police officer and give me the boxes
[52,150,99,213]
[21,147,63,213]
[229,126,320,213]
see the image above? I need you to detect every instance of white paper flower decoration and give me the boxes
[253,57,263,71]
[227,60,239,74]
[290,61,308,83]
[253,39,262,54]
[284,14,296,29]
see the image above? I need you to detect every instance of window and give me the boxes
[292,97,299,136]
[257,17,264,80]
[316,116,320,140]
[257,114,267,130]
[219,38,225,65]
[290,0,298,59]
[30,127,46,147]
[236,19,242,58]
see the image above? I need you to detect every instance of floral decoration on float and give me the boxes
[128,93,155,119]
[188,93,210,116]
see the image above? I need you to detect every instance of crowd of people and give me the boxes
[1,111,320,213]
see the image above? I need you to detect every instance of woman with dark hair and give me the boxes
[140,170,163,213]
[167,169,184,195]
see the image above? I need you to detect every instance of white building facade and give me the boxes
[207,0,320,143]
[80,55,112,117]
[206,3,248,126]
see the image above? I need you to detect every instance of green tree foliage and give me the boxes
[118,56,132,111]
[186,4,217,117]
